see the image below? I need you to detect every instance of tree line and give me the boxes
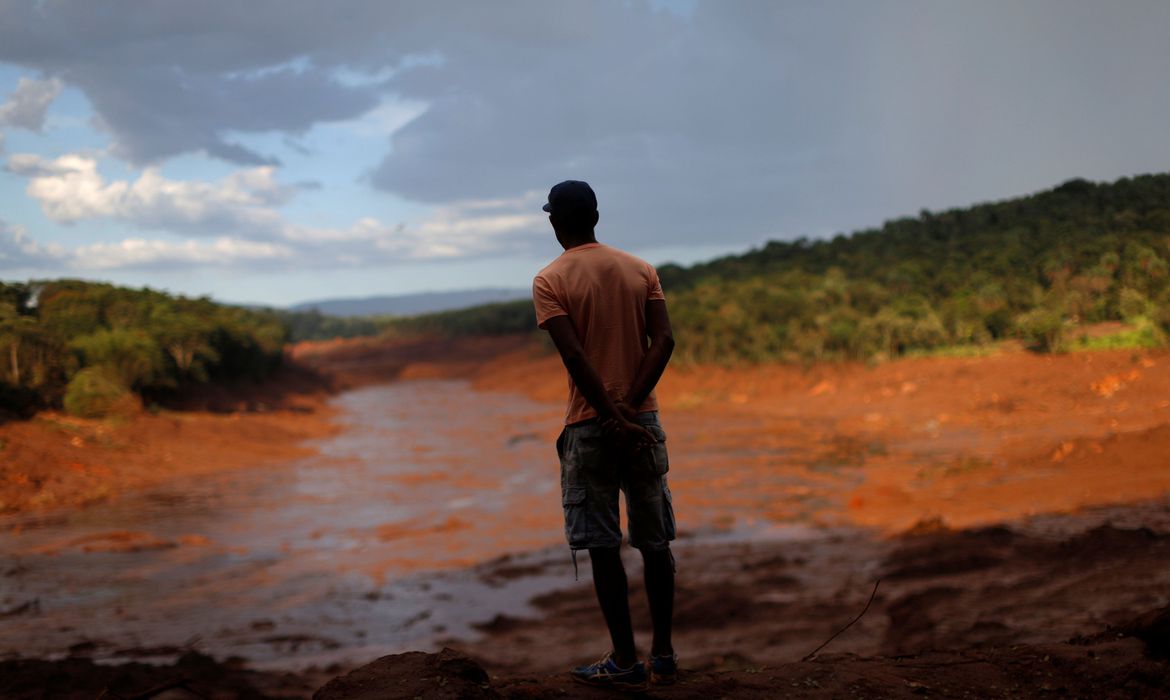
[0,280,286,416]
[377,173,1170,362]
[5,172,1169,416]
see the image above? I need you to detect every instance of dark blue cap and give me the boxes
[542,180,597,214]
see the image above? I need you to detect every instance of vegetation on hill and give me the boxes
[385,174,1170,363]
[5,173,1169,415]
[273,308,394,343]
[0,280,286,415]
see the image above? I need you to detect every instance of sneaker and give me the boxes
[647,652,678,685]
[570,651,649,690]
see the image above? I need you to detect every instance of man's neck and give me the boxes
[562,233,598,250]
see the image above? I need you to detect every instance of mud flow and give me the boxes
[2,381,571,668]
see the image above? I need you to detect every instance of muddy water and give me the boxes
[0,380,823,671]
[0,381,584,669]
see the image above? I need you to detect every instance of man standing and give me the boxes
[532,180,678,690]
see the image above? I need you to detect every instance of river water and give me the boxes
[0,379,828,670]
[0,381,590,670]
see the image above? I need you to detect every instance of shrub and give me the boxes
[63,367,139,418]
[1014,307,1068,353]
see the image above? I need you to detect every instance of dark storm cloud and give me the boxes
[1,0,1168,252]
[0,0,415,164]
[369,0,1170,247]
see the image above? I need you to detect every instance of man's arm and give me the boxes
[544,315,626,422]
[544,315,654,448]
[621,298,675,411]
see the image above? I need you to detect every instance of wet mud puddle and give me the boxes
[0,380,828,670]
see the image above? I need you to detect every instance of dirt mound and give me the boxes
[882,523,1168,584]
[0,650,316,699]
[883,526,1023,580]
[877,518,1170,656]
[313,648,497,700]
[1121,603,1170,660]
[1051,523,1166,560]
[312,640,1170,699]
[6,633,1168,700]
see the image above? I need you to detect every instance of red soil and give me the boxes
[299,334,1170,533]
[4,334,1170,698]
[0,362,340,516]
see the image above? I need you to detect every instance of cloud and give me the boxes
[2,156,546,272]
[2,1,1169,260]
[0,3,410,164]
[73,237,294,271]
[0,76,62,131]
[0,219,292,272]
[2,208,543,273]
[7,153,291,236]
[275,194,547,261]
[0,219,66,268]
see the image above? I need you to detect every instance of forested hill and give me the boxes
[0,280,287,416]
[394,173,1170,362]
[657,174,1170,295]
[4,173,1169,417]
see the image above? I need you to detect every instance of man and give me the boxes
[532,180,678,690]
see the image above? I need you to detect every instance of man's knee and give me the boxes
[588,545,623,564]
[640,541,672,554]
[640,545,675,571]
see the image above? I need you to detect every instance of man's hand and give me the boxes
[601,416,656,456]
[613,400,639,422]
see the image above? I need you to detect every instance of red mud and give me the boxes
[0,363,340,516]
[3,334,1170,697]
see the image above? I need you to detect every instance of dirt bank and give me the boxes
[5,499,1168,698]
[0,362,340,516]
[452,497,1170,673]
[11,332,1169,528]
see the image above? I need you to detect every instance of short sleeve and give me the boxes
[647,264,666,301]
[532,274,568,329]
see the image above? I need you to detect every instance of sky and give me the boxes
[1,1,1168,307]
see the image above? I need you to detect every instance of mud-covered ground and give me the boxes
[6,499,1168,698]
[3,336,1170,697]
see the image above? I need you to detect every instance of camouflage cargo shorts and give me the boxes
[556,411,676,552]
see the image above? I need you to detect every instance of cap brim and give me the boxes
[542,203,552,212]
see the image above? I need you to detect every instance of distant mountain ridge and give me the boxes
[290,287,531,317]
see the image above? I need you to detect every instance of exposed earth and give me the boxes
[2,335,1170,697]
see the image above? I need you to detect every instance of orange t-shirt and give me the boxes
[532,242,666,425]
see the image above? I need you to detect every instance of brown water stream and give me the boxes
[0,380,821,671]
[0,381,585,669]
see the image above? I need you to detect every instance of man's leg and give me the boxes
[588,546,637,668]
[641,547,674,657]
[623,414,676,663]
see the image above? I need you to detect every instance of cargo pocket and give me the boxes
[646,425,669,475]
[661,482,677,542]
[562,485,590,549]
